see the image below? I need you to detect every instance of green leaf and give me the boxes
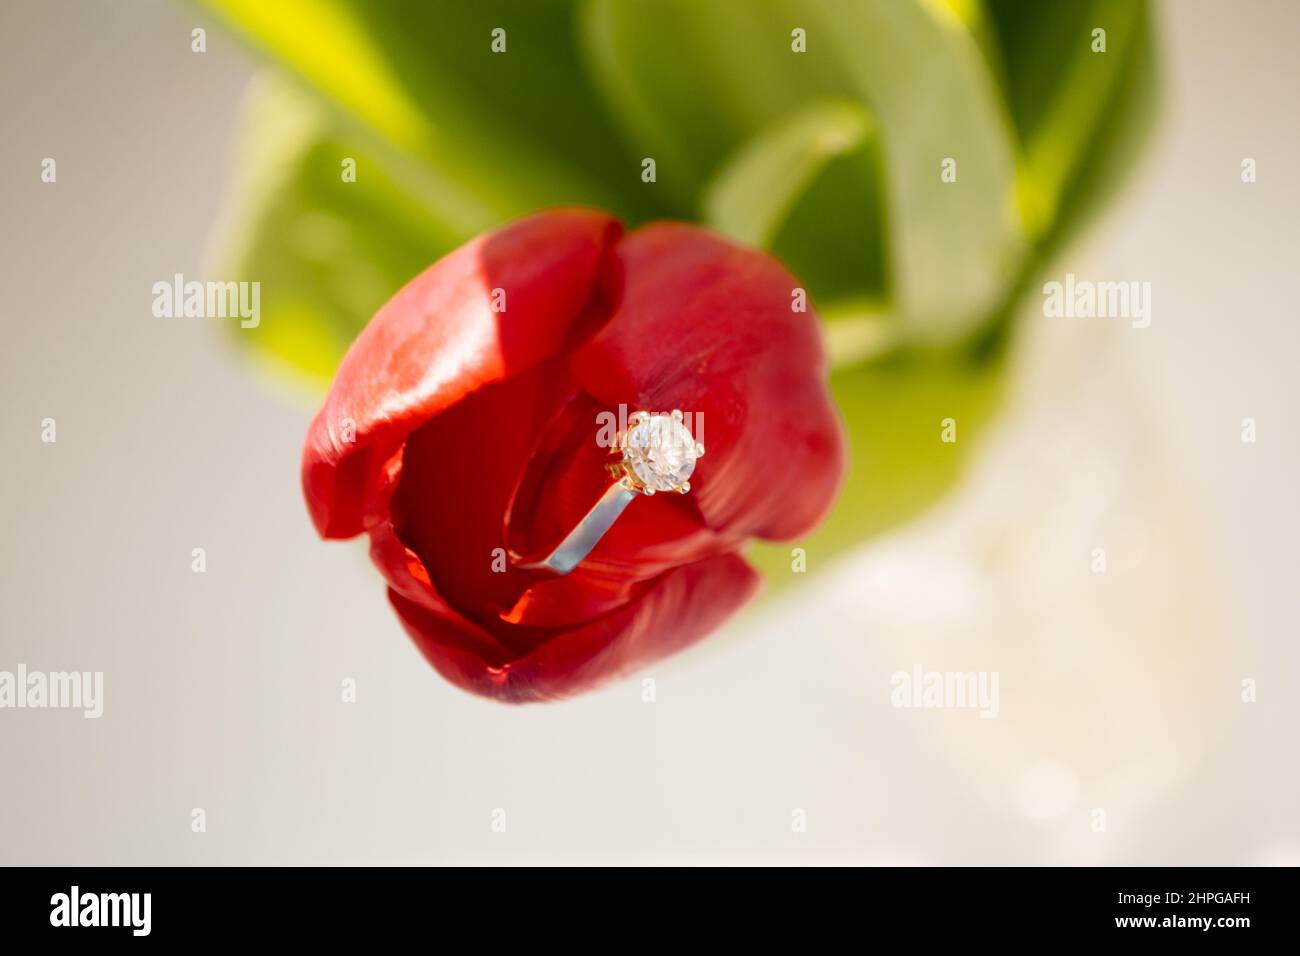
[702,100,889,308]
[1035,1,1160,259]
[704,100,872,249]
[206,74,464,386]
[747,347,1006,584]
[982,0,1158,244]
[581,0,1030,343]
[200,0,668,226]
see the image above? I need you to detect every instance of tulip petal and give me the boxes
[306,213,843,703]
[389,357,577,642]
[496,390,736,628]
[302,208,622,539]
[571,222,846,542]
[391,550,760,702]
[368,520,520,665]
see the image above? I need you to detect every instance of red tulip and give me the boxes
[302,209,845,702]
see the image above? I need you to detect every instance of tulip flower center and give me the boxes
[621,414,698,493]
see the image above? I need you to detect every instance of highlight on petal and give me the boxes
[302,208,622,539]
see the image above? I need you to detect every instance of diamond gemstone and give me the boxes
[623,414,697,492]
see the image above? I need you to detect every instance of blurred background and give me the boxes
[1,0,1297,864]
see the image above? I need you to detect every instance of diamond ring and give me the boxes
[508,409,704,576]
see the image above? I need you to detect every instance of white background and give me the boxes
[1,0,1296,864]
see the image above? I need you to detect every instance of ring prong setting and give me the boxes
[615,408,700,496]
